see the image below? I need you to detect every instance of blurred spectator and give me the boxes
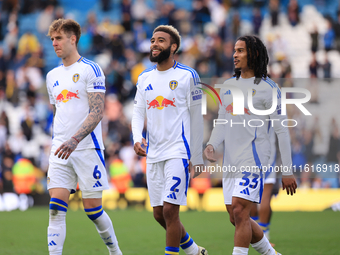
[40,0,59,9]
[309,53,319,78]
[0,13,4,41]
[17,32,40,56]
[291,134,306,180]
[3,24,18,61]
[101,0,112,12]
[107,33,125,61]
[231,12,241,40]
[208,0,227,31]
[300,129,315,188]
[131,0,149,22]
[84,12,97,36]
[2,0,20,13]
[192,0,211,34]
[5,70,20,105]
[272,34,288,62]
[1,155,15,193]
[121,0,132,32]
[37,5,55,34]
[54,6,64,19]
[119,143,145,187]
[16,60,44,91]
[108,148,133,193]
[90,27,106,55]
[20,0,40,14]
[130,56,148,85]
[333,11,340,52]
[252,8,262,35]
[0,48,7,92]
[98,18,125,39]
[324,19,335,52]
[218,41,234,77]
[322,55,331,81]
[0,113,9,149]
[12,158,37,194]
[104,95,131,144]
[321,119,340,188]
[310,25,319,53]
[269,0,279,27]
[287,0,300,26]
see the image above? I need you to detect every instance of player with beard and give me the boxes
[132,25,208,255]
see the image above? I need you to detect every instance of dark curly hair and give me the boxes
[233,35,269,84]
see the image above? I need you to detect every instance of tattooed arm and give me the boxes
[54,92,105,159]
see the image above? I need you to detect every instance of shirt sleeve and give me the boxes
[131,106,145,145]
[264,85,293,175]
[134,75,146,109]
[186,71,204,165]
[46,72,55,105]
[187,70,202,107]
[132,75,146,144]
[86,64,106,93]
[189,102,204,166]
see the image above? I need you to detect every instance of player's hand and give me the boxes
[204,144,217,162]
[54,137,79,160]
[134,138,147,157]
[190,162,204,178]
[282,175,297,196]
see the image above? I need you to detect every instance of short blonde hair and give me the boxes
[47,19,81,45]
[153,25,181,54]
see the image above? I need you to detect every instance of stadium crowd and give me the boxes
[0,0,339,203]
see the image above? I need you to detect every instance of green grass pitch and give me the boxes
[0,208,339,254]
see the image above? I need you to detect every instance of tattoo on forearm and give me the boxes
[73,92,105,141]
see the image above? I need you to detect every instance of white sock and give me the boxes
[92,211,122,255]
[48,210,66,255]
[183,243,199,255]
[180,232,199,255]
[264,230,270,241]
[233,247,249,255]
[251,235,276,255]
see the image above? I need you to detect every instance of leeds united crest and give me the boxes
[169,80,178,90]
[73,73,80,83]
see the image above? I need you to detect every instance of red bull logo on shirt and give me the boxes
[55,89,80,104]
[147,96,176,110]
[226,103,251,116]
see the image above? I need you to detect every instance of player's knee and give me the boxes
[153,209,164,223]
[49,198,68,219]
[84,205,104,221]
[163,205,179,222]
[232,204,248,224]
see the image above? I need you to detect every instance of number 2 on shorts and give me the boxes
[170,176,181,192]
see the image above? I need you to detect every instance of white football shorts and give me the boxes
[223,168,264,205]
[47,149,109,194]
[147,158,190,207]
[264,168,276,184]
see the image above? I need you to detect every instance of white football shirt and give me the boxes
[208,76,292,173]
[133,61,202,164]
[46,57,105,151]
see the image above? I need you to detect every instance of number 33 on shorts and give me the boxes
[236,171,263,201]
